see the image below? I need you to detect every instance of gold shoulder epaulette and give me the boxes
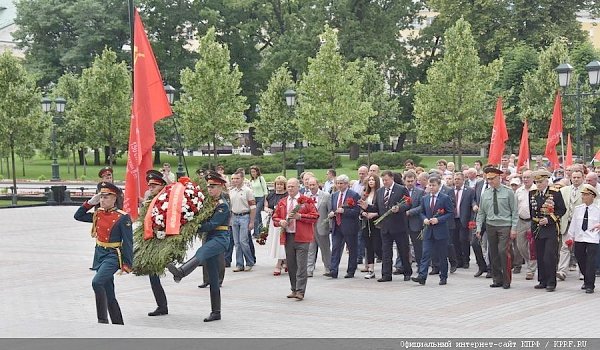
[116,209,128,216]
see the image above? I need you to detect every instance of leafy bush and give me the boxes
[356,151,422,169]
[195,155,283,174]
[277,148,342,169]
[37,175,47,181]
[405,142,484,155]
[80,175,87,181]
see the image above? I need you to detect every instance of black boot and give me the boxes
[167,257,200,283]
[203,290,221,322]
[148,307,168,316]
[95,291,109,324]
[107,300,124,325]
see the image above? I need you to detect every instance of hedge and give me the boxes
[404,142,484,155]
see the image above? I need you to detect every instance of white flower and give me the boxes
[156,231,166,239]
[157,192,167,201]
[161,201,169,210]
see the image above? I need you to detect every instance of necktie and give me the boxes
[288,196,296,232]
[571,187,578,206]
[384,188,391,207]
[455,188,461,218]
[430,194,436,211]
[336,192,343,226]
[582,206,589,231]
[493,189,499,215]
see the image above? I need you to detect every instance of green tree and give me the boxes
[414,18,501,167]
[13,0,130,86]
[358,59,402,162]
[74,48,130,166]
[296,26,374,168]
[0,51,46,203]
[175,28,248,163]
[254,64,296,176]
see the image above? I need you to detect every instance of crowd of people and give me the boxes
[74,154,600,324]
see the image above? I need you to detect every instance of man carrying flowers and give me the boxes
[273,178,319,300]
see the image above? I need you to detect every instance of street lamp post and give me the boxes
[41,97,66,181]
[284,89,304,178]
[164,84,187,179]
[555,61,600,163]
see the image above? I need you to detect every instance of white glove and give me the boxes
[88,193,101,205]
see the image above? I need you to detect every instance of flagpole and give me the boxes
[560,133,565,168]
[128,0,135,91]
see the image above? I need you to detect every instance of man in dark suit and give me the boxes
[404,170,425,271]
[412,176,454,285]
[472,175,491,277]
[452,172,478,269]
[430,175,457,274]
[326,174,361,278]
[362,170,412,282]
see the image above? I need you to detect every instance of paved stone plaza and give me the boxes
[1,206,598,338]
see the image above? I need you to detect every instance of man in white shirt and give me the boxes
[515,170,537,280]
[565,184,600,293]
[322,169,336,194]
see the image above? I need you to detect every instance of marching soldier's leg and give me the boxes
[167,256,200,283]
[218,253,225,285]
[92,264,115,324]
[105,277,124,325]
[204,256,221,322]
[148,274,168,316]
[94,289,109,324]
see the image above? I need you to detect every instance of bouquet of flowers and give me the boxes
[133,176,216,276]
[373,195,412,227]
[280,196,314,245]
[256,217,270,245]
[345,197,356,208]
[418,208,445,240]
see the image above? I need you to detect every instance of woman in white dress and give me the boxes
[264,176,288,275]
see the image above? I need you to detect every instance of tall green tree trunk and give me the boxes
[93,148,100,165]
[281,142,287,177]
[72,149,78,179]
[349,143,359,160]
[154,147,161,165]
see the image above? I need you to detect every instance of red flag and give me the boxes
[488,97,508,165]
[565,133,573,167]
[517,119,530,169]
[124,9,172,219]
[544,92,563,170]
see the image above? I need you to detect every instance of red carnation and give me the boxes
[297,196,313,205]
[403,195,412,205]
[346,197,356,207]
[437,208,445,215]
[468,221,476,230]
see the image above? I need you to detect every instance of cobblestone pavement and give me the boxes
[0,206,597,338]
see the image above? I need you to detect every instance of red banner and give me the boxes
[123,9,172,219]
[488,97,508,166]
[544,92,563,170]
[565,133,573,167]
[517,119,529,169]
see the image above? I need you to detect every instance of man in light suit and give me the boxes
[362,170,412,282]
[404,170,425,271]
[557,169,584,280]
[451,172,478,269]
[306,177,332,277]
[412,176,454,285]
[326,175,361,279]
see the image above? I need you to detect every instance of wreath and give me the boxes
[133,176,216,276]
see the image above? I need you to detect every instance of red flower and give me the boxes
[403,195,412,205]
[468,221,476,230]
[346,197,356,207]
[297,196,314,205]
[178,176,191,185]
[437,208,445,215]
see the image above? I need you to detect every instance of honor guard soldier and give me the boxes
[144,170,170,316]
[167,171,231,322]
[74,182,133,324]
[529,169,566,292]
[97,166,123,209]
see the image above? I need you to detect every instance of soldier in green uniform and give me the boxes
[167,171,231,322]
[74,182,133,324]
[529,169,566,292]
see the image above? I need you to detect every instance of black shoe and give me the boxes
[439,279,447,285]
[534,283,547,289]
[513,266,522,274]
[204,311,221,322]
[225,262,231,268]
[323,272,332,277]
[429,268,439,275]
[344,274,354,279]
[485,272,492,278]
[167,257,200,283]
[198,282,209,288]
[490,282,503,288]
[582,284,587,290]
[392,269,403,275]
[503,284,510,289]
[450,265,457,273]
[474,269,485,277]
[148,307,168,316]
[377,277,392,282]
[376,258,382,263]
[586,288,594,294]
[546,286,556,292]
[403,275,411,281]
[463,263,470,269]
[411,276,426,285]
[98,319,109,324]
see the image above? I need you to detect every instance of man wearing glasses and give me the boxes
[529,169,566,292]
